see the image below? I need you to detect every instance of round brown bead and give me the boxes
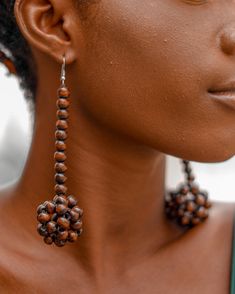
[71,220,83,230]
[181,215,190,225]
[175,195,184,205]
[57,109,69,120]
[191,185,199,195]
[54,151,67,162]
[196,207,207,218]
[37,224,48,237]
[195,195,206,206]
[58,87,70,98]
[37,204,46,214]
[180,186,189,195]
[56,120,68,130]
[72,206,83,217]
[53,195,68,205]
[57,217,70,229]
[55,173,67,184]
[67,195,77,208]
[45,201,56,214]
[55,141,66,152]
[54,238,66,247]
[186,201,197,212]
[55,162,67,173]
[46,221,57,233]
[70,210,80,222]
[192,217,201,225]
[37,212,51,224]
[44,236,53,245]
[57,99,70,109]
[68,230,78,242]
[55,130,67,141]
[57,230,69,241]
[56,204,68,215]
[54,184,68,195]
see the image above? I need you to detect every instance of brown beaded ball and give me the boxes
[37,195,83,247]
[165,183,212,227]
[165,160,212,228]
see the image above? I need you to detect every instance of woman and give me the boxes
[0,0,235,292]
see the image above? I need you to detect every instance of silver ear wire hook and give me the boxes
[60,54,66,87]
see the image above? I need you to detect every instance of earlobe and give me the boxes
[14,0,77,64]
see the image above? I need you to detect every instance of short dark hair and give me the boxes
[0,1,37,105]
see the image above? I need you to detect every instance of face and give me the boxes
[71,0,235,162]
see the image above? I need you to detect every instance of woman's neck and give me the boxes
[1,84,183,273]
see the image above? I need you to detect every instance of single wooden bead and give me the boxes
[72,206,83,217]
[56,120,68,130]
[58,87,70,98]
[55,130,67,141]
[177,209,185,217]
[54,184,68,195]
[57,230,69,241]
[195,194,206,206]
[187,175,195,182]
[186,201,197,212]
[181,215,190,225]
[70,210,80,222]
[57,217,70,229]
[55,141,66,152]
[46,221,57,233]
[54,238,66,247]
[71,220,83,230]
[191,185,199,195]
[56,204,68,215]
[55,162,67,173]
[54,151,67,162]
[196,207,206,218]
[44,236,54,245]
[192,217,201,225]
[37,224,48,237]
[180,186,189,195]
[68,231,78,242]
[67,195,77,207]
[45,201,56,214]
[57,109,69,120]
[53,195,68,205]
[57,99,70,109]
[175,194,184,205]
[55,173,67,184]
[37,212,51,224]
[37,204,46,214]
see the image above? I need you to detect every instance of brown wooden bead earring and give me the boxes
[165,160,212,227]
[36,54,84,247]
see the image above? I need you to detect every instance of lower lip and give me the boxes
[208,91,235,111]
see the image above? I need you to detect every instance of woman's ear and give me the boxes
[14,0,81,64]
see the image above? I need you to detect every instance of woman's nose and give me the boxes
[219,23,235,55]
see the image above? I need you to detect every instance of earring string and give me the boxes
[60,54,66,87]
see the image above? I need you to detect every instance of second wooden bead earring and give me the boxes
[36,54,84,247]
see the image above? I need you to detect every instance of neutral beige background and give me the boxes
[1,64,235,202]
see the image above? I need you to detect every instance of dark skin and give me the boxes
[0,0,235,292]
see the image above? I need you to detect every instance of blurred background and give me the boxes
[1,63,235,202]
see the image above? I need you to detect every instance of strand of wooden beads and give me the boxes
[36,54,83,247]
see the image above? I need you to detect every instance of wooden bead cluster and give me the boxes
[165,160,212,227]
[36,86,84,247]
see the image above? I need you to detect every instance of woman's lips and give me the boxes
[208,88,235,110]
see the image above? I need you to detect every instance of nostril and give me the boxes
[219,27,235,55]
